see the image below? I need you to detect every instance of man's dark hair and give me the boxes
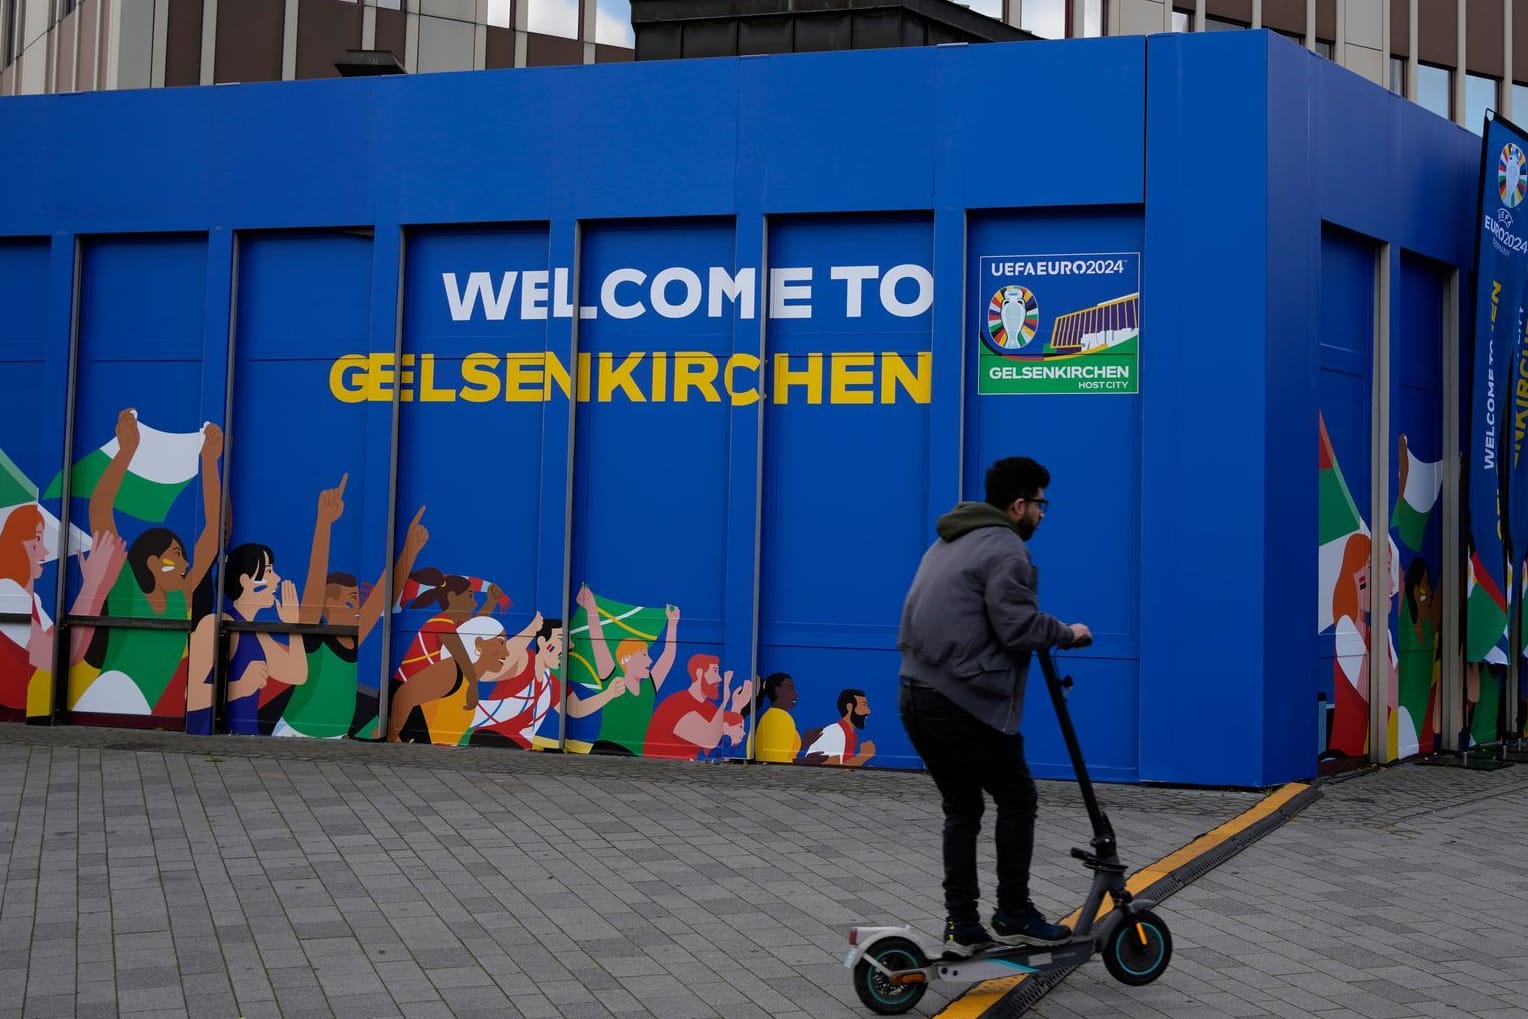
[838,688,867,717]
[985,456,1050,510]
[535,617,563,645]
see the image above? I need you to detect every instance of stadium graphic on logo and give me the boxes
[1500,143,1527,208]
[986,285,1040,354]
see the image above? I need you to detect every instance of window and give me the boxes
[488,0,511,28]
[1082,0,1104,37]
[1020,0,1066,39]
[961,0,1002,20]
[1315,39,1333,59]
[1515,82,1528,121]
[1465,73,1498,134]
[1389,56,1404,96]
[527,0,578,38]
[1203,16,1245,31]
[3,0,19,67]
[1171,10,1188,32]
[1416,63,1451,120]
[595,0,633,46]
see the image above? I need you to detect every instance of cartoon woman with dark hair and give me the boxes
[386,567,499,742]
[220,541,305,735]
[75,409,223,717]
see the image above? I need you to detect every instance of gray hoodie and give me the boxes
[897,501,1075,734]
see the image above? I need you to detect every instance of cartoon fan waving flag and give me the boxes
[559,588,675,754]
[44,411,206,523]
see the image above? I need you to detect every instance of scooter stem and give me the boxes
[1038,647,1117,853]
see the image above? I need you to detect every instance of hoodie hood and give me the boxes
[936,501,1021,541]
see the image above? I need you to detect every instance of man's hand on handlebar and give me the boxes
[1066,623,1092,648]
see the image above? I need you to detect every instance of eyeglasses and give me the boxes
[1019,497,1050,513]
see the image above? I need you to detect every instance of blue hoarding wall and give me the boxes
[0,31,1479,785]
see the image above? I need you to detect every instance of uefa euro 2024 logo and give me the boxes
[986,285,1040,354]
[1500,143,1527,208]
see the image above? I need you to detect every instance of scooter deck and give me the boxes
[932,937,1094,982]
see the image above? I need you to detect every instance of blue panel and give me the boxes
[0,240,53,718]
[1140,31,1271,786]
[963,209,1143,781]
[1390,253,1447,758]
[757,214,934,771]
[65,235,210,723]
[226,231,375,737]
[0,239,51,487]
[931,38,1146,210]
[1315,226,1376,770]
[567,219,742,760]
[390,225,554,748]
[1261,33,1323,785]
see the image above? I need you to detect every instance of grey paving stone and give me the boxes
[18,996,74,1019]
[10,725,1528,1019]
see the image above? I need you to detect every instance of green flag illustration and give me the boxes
[566,590,671,689]
[44,414,205,523]
[1389,442,1441,553]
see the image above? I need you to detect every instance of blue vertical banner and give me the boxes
[1466,115,1528,665]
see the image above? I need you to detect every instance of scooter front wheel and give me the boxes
[852,936,929,1015]
[1102,909,1172,986]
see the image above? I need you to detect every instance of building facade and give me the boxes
[0,0,636,97]
[8,0,1528,137]
[3,0,1528,138]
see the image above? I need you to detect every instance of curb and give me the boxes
[935,781,1323,1019]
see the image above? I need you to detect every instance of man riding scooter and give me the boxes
[897,455,1091,958]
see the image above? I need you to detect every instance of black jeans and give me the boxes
[900,679,1038,925]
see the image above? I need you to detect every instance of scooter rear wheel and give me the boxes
[852,936,929,1015]
[1102,909,1172,986]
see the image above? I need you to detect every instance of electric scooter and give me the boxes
[844,644,1172,1014]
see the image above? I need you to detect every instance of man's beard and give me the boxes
[1017,518,1037,540]
[849,710,869,730]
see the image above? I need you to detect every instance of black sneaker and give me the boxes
[941,919,994,958]
[990,905,1072,946]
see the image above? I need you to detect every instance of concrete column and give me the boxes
[282,0,298,79]
[151,0,168,87]
[1504,0,1513,120]
[200,0,216,84]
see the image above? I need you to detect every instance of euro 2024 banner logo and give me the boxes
[976,253,1142,396]
[1500,142,1527,209]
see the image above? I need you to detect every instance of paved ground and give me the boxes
[0,724,1525,1019]
[1031,759,1528,1019]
